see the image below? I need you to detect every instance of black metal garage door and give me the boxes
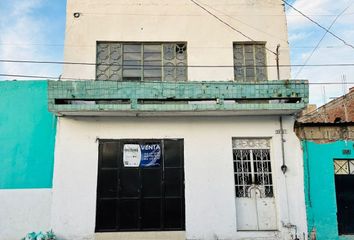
[95,139,185,232]
[334,159,354,235]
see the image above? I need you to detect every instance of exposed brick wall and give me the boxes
[295,125,354,143]
[299,87,354,123]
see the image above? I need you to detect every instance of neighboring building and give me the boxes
[296,94,354,240]
[0,81,57,240]
[47,1,309,240]
[298,87,354,123]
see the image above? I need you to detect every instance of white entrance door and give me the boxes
[233,139,277,231]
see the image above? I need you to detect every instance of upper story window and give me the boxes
[96,42,187,81]
[233,43,267,82]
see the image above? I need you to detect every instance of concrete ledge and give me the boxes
[48,80,309,116]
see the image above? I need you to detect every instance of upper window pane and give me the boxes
[233,43,267,82]
[96,42,187,82]
[144,44,161,53]
[144,53,161,61]
[124,44,141,53]
[334,160,354,175]
[124,52,141,61]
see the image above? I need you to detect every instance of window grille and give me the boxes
[233,43,267,82]
[233,139,273,198]
[96,42,187,81]
[334,160,354,175]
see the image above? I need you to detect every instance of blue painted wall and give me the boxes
[303,140,354,240]
[0,81,56,189]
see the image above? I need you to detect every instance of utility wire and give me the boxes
[2,59,354,68]
[67,11,354,17]
[0,42,350,49]
[295,3,354,78]
[193,0,289,44]
[189,0,277,55]
[282,0,354,50]
[1,73,354,86]
[0,74,64,80]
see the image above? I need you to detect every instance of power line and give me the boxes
[68,11,354,17]
[0,74,93,81]
[189,0,277,55]
[0,74,64,80]
[291,45,348,49]
[1,73,354,86]
[282,0,354,50]
[0,42,350,49]
[2,59,354,68]
[192,1,289,44]
[295,3,354,78]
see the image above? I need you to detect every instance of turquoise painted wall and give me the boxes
[303,140,354,240]
[0,81,56,189]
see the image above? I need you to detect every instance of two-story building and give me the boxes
[47,1,309,239]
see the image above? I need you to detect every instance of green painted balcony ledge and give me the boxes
[48,80,309,117]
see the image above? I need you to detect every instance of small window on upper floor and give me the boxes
[233,43,267,82]
[96,42,187,81]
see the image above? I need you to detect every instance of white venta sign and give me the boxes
[123,144,141,167]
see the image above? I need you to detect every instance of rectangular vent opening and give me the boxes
[55,99,131,105]
[54,98,301,105]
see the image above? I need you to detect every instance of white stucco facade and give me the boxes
[50,1,308,239]
[51,116,307,240]
[0,189,52,240]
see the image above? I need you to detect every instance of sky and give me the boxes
[0,0,353,106]
[0,0,66,80]
[286,0,354,105]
